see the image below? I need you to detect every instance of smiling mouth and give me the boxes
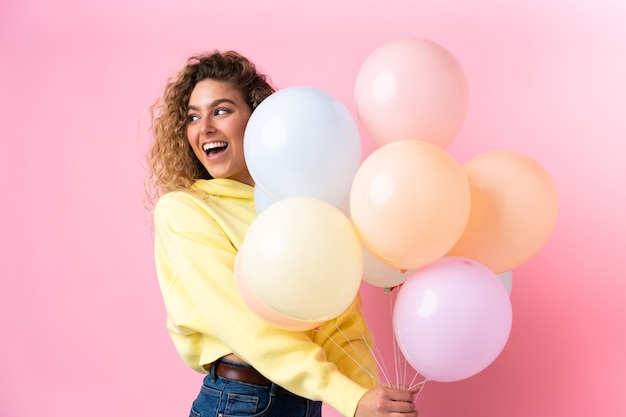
[203,141,228,158]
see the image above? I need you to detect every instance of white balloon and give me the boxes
[254,186,275,214]
[498,270,513,295]
[240,197,363,322]
[362,245,412,288]
[244,87,362,208]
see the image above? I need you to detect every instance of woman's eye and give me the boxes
[188,114,199,122]
[215,108,229,116]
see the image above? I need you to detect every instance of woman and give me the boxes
[146,50,419,417]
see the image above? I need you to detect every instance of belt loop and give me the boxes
[209,361,218,382]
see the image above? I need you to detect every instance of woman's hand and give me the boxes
[354,386,421,417]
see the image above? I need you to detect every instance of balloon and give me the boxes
[354,37,469,149]
[498,270,513,295]
[392,257,512,383]
[244,86,362,207]
[362,244,412,289]
[254,186,275,214]
[234,249,321,331]
[239,197,363,322]
[448,151,559,273]
[350,140,471,270]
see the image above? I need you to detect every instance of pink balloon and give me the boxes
[354,38,469,149]
[392,257,512,382]
[234,250,321,331]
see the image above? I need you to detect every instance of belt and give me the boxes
[213,361,272,386]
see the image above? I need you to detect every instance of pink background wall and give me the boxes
[1,0,625,416]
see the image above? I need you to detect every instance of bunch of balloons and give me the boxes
[237,87,364,331]
[237,37,559,383]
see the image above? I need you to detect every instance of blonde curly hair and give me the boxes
[145,50,275,207]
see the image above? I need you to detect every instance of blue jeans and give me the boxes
[190,360,322,417]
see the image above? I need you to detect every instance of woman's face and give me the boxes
[186,79,254,185]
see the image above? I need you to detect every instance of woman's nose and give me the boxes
[200,118,216,135]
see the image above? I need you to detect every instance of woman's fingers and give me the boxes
[356,386,419,416]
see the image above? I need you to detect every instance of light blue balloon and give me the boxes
[244,86,362,208]
[254,186,275,214]
[497,270,513,295]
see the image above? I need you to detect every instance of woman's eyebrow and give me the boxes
[188,98,237,112]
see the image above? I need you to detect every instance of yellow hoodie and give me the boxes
[153,178,378,417]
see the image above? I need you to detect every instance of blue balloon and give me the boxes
[244,86,362,208]
[253,186,275,214]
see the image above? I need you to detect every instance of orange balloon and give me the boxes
[350,140,471,270]
[448,151,559,273]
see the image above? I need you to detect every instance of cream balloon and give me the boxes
[240,197,363,322]
[234,249,321,331]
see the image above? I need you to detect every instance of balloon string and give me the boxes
[402,348,411,386]
[386,287,422,389]
[341,304,394,387]
[318,290,427,392]
[408,372,419,389]
[387,286,417,389]
[411,379,428,401]
[331,317,380,380]
[354,296,393,387]
[389,289,403,388]
[354,291,410,389]
[316,325,382,385]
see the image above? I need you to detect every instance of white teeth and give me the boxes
[203,141,227,152]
